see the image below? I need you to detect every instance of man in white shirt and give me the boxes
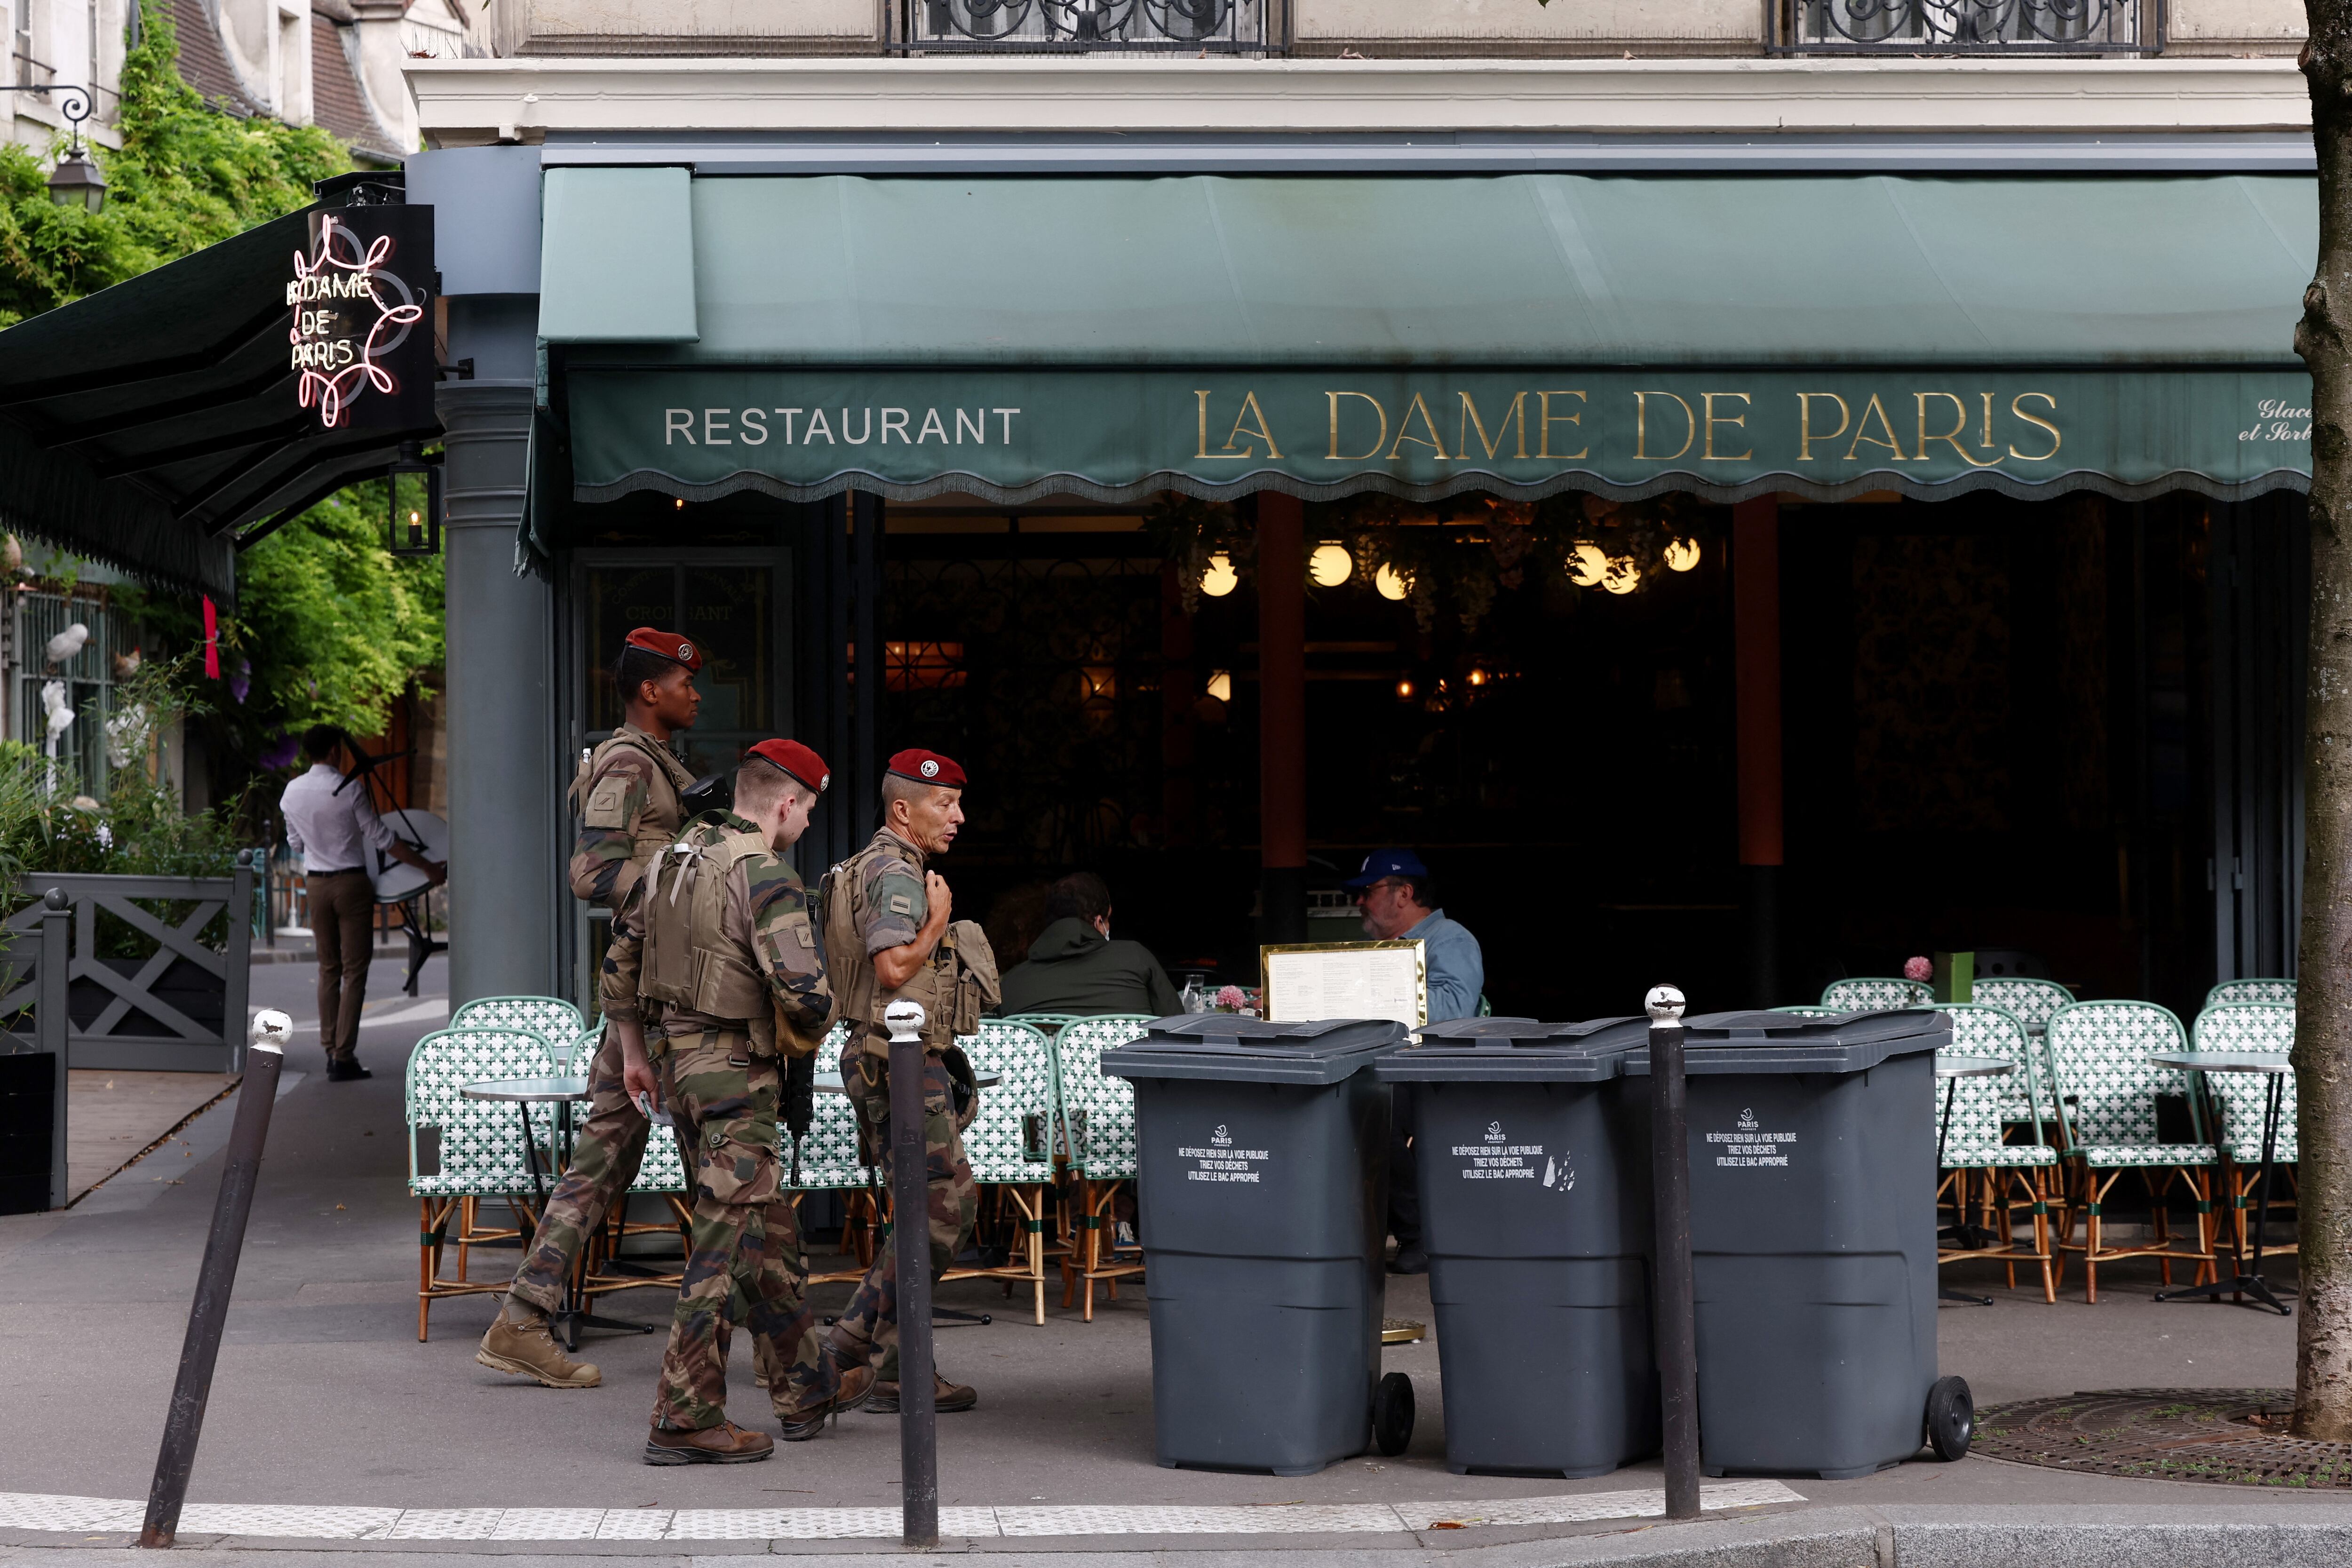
[281,724,445,1080]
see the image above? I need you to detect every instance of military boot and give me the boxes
[645,1421,774,1465]
[864,1373,977,1414]
[477,1310,601,1389]
[779,1362,877,1442]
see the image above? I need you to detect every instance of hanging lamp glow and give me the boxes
[1200,553,1239,597]
[1308,543,1353,587]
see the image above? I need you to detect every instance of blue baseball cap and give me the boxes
[1345,849,1429,889]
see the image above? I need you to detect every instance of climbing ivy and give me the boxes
[0,0,350,326]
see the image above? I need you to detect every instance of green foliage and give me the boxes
[0,0,352,326]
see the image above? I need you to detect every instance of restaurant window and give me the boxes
[10,587,139,798]
[578,554,784,779]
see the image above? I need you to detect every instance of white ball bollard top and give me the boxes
[248,1009,294,1056]
[884,1000,926,1044]
[1645,985,1686,1025]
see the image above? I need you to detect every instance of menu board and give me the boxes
[1260,940,1427,1027]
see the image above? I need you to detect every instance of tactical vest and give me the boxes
[820,837,1002,1058]
[567,728,697,907]
[640,820,776,1048]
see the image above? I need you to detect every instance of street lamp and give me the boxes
[46,143,105,213]
[387,444,442,558]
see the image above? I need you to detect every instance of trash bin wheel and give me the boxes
[1373,1372,1414,1457]
[1925,1376,1974,1461]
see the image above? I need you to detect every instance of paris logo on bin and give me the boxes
[1485,1121,1506,1143]
[1210,1124,1232,1148]
[1738,1107,1759,1132]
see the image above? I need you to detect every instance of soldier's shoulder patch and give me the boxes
[887,893,913,915]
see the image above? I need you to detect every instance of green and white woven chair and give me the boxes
[1003,1013,1079,1039]
[2192,1000,2300,1258]
[1934,1003,2059,1302]
[1820,978,1933,1011]
[2207,979,2297,1008]
[773,1023,876,1284]
[405,1025,564,1341]
[451,996,584,1062]
[2043,1000,2219,1303]
[1052,1013,1153,1320]
[1971,978,2076,1124]
[941,1020,1060,1323]
[553,1018,604,1074]
[1770,1005,1843,1019]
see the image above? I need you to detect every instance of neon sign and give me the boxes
[287,206,434,431]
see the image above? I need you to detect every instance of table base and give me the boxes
[555,1307,660,1353]
[2154,1273,2292,1316]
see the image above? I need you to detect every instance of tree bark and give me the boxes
[2297,4,2352,1441]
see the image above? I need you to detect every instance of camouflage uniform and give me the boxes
[821,828,979,1377]
[604,812,838,1429]
[506,724,696,1317]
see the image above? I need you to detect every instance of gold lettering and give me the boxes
[1459,390,1530,460]
[1979,391,1995,451]
[1327,391,1388,461]
[1537,391,1587,460]
[1702,392,1753,462]
[1225,390,1282,460]
[1387,392,1450,462]
[1195,390,1216,460]
[1916,393,2002,468]
[1634,392,1695,462]
[1843,394,1908,462]
[1797,393,1849,462]
[2008,392,2061,461]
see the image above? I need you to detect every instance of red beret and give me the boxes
[624,626,702,674]
[743,739,829,793]
[887,748,965,789]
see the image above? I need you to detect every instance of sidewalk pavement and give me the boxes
[0,955,2338,1565]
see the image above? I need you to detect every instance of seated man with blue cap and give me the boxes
[1348,849,1484,1275]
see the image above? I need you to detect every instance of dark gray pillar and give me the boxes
[438,379,557,1004]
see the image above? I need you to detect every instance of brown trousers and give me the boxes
[309,869,375,1064]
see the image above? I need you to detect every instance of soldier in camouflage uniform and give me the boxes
[606,738,870,1465]
[476,628,701,1391]
[820,749,992,1415]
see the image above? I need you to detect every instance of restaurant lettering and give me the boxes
[664,406,1021,446]
[286,205,436,432]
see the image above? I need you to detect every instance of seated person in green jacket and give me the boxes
[998,872,1184,1019]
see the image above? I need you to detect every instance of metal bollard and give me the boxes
[883,999,939,1549]
[1646,984,1700,1522]
[140,1011,292,1549]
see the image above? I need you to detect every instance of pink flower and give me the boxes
[1216,985,1247,1010]
[1904,956,1933,982]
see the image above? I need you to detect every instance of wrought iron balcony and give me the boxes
[1782,0,2153,54]
[899,0,1270,53]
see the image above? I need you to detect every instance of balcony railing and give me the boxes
[1782,0,2154,54]
[899,0,1270,53]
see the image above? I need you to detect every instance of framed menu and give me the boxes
[1259,940,1428,1028]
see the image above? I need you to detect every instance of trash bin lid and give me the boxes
[1374,1017,1645,1082]
[1619,1008,1947,1076]
[1102,1016,1410,1085]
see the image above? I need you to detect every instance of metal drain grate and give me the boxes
[1975,1389,2352,1488]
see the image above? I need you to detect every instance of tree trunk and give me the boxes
[2297,4,2352,1441]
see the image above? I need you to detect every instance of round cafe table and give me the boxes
[459,1075,652,1349]
[2147,1050,2293,1317]
[1933,1053,2016,1305]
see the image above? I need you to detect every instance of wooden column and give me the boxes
[1733,496,1784,1007]
[1257,493,1308,945]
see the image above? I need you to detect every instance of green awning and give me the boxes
[553,171,2316,507]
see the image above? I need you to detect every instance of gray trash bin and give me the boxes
[1103,1015,1412,1476]
[1622,1008,1958,1480]
[1375,1018,1656,1478]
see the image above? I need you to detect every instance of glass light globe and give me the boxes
[1204,670,1233,702]
[1603,557,1641,596]
[1375,563,1411,601]
[1568,542,1608,588]
[1663,536,1701,572]
[1200,553,1239,597]
[1308,543,1353,587]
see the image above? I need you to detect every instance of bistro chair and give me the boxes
[941,1019,1061,1323]
[1770,1005,1843,1019]
[1971,978,2075,1123]
[783,1023,879,1285]
[405,1025,561,1341]
[2042,1000,2219,1303]
[1933,1003,2059,1303]
[1003,1012,1079,1038]
[1053,1013,1154,1320]
[2207,978,2297,1008]
[452,996,586,1061]
[2191,1000,2300,1255]
[1820,978,1933,1011]
[549,1018,603,1073]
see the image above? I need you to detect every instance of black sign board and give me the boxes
[288,204,435,431]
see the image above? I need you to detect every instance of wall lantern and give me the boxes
[1374,563,1411,602]
[1395,678,1415,701]
[1663,536,1702,572]
[1308,543,1353,588]
[1204,670,1233,703]
[46,144,105,213]
[387,443,442,557]
[1200,553,1239,597]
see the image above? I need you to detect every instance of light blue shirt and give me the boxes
[1406,908,1485,1023]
